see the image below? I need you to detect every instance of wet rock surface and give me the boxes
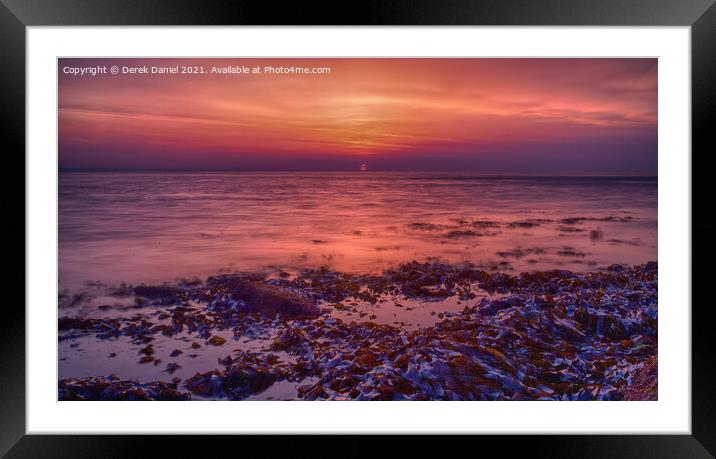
[59,261,658,401]
[210,276,320,318]
[59,376,190,401]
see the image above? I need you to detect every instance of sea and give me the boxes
[59,171,657,292]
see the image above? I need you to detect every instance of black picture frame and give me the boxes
[2,0,714,457]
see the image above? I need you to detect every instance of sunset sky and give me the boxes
[58,58,657,173]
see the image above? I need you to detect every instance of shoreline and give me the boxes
[59,260,658,401]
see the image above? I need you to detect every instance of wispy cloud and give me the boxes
[58,58,657,172]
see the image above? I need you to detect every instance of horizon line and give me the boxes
[58,168,657,177]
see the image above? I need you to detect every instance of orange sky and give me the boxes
[58,58,657,172]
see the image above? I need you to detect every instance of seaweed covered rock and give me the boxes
[615,355,657,401]
[59,261,658,401]
[133,284,182,299]
[58,317,100,331]
[59,376,190,401]
[184,352,288,399]
[270,326,308,351]
[210,276,319,318]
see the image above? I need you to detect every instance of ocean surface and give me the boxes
[59,171,657,291]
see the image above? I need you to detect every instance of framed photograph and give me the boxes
[4,0,715,456]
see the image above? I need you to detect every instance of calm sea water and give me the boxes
[59,172,657,291]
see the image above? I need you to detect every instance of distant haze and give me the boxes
[59,58,657,174]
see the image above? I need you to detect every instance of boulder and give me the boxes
[223,278,319,318]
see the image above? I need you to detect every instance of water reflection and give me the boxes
[59,172,657,290]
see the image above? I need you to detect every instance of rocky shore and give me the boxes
[59,261,657,401]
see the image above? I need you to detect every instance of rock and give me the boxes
[208,335,227,346]
[58,317,110,331]
[164,362,181,374]
[184,356,284,400]
[223,279,319,318]
[59,377,191,401]
[138,344,154,356]
[133,285,181,299]
[269,327,306,351]
[59,261,658,401]
[616,356,657,401]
